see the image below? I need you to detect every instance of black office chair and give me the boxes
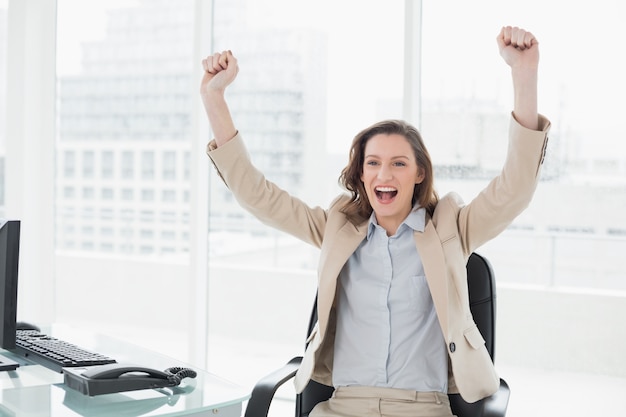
[244,252,510,417]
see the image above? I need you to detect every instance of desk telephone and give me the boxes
[63,363,197,396]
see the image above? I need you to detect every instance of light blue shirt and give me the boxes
[332,206,448,392]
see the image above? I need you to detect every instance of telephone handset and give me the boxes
[63,363,197,396]
[81,364,171,380]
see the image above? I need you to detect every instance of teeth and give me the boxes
[376,187,397,192]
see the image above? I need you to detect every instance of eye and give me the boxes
[365,160,379,166]
[393,161,407,167]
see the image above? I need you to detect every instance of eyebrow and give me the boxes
[364,155,411,160]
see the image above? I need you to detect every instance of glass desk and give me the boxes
[0,325,249,416]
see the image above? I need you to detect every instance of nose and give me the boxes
[377,164,392,181]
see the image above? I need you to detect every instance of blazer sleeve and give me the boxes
[457,113,551,254]
[206,133,328,248]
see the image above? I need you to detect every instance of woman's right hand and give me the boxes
[200,50,239,96]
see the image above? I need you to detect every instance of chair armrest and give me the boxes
[244,357,302,417]
[450,378,510,417]
[482,379,510,417]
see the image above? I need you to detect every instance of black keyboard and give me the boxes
[14,330,117,373]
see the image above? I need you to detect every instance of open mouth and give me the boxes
[375,186,398,203]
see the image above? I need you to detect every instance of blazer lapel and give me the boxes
[316,220,367,335]
[414,217,449,337]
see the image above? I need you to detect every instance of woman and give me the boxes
[202,26,550,417]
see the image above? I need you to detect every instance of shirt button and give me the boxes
[449,342,456,353]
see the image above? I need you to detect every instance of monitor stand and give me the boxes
[0,353,19,371]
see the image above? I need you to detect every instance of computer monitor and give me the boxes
[0,219,20,350]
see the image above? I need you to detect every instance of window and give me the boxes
[140,229,154,239]
[121,151,134,179]
[82,187,95,199]
[140,210,155,223]
[0,158,4,210]
[54,0,197,359]
[81,241,94,250]
[63,151,76,177]
[206,0,406,389]
[101,187,114,200]
[82,151,95,178]
[121,188,133,201]
[101,150,114,179]
[161,211,176,223]
[141,151,155,180]
[81,225,94,236]
[100,208,113,220]
[420,1,626,291]
[419,0,626,396]
[0,1,5,216]
[141,189,155,202]
[139,245,154,254]
[162,151,176,180]
[63,186,75,199]
[1,2,620,415]
[162,189,176,202]
[183,151,190,180]
[161,230,175,240]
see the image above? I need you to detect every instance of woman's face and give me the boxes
[360,133,425,235]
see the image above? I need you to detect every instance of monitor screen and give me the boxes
[0,219,20,350]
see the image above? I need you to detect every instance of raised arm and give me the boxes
[497,26,539,131]
[200,50,239,146]
[452,27,550,254]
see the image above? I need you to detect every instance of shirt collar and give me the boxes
[367,205,426,240]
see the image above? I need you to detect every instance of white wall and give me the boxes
[53,254,191,359]
[52,255,626,379]
[209,265,626,379]
[497,285,626,377]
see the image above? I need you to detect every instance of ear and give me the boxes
[415,167,425,184]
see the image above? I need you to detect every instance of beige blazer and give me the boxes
[207,114,551,403]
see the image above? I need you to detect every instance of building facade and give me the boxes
[55,0,326,258]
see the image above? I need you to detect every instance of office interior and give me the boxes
[2,0,626,416]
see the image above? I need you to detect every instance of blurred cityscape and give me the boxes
[0,0,624,290]
[2,4,625,416]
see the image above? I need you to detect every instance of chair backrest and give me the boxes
[295,252,498,417]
